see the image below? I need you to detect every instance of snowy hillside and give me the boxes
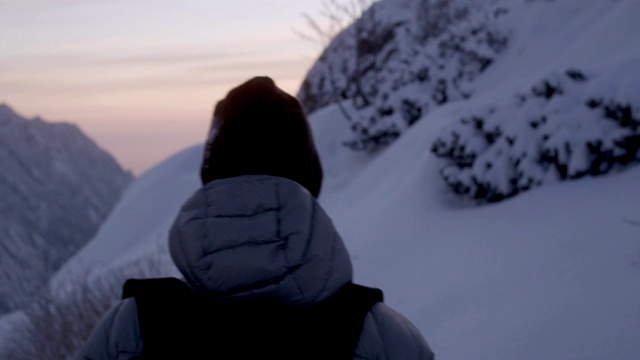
[14,0,640,359]
[299,0,511,148]
[0,104,133,314]
[52,145,202,283]
[300,0,640,202]
[315,105,640,360]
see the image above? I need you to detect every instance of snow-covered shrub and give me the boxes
[0,250,173,360]
[1,275,121,360]
[298,0,510,151]
[432,69,640,202]
[414,0,471,43]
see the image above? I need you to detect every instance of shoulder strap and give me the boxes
[122,277,192,300]
[122,277,202,359]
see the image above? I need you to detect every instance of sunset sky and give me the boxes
[0,0,326,174]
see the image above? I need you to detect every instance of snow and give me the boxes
[41,0,640,359]
[51,145,201,285]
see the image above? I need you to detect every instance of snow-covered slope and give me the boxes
[316,104,640,360]
[52,145,202,284]
[300,0,640,203]
[431,0,640,202]
[0,104,133,314]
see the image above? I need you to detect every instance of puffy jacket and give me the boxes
[76,175,434,359]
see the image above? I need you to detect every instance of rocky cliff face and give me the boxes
[0,104,133,313]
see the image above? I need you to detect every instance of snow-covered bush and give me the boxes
[0,250,173,360]
[1,275,121,360]
[432,69,640,202]
[298,0,510,151]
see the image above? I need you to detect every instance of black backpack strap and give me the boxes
[122,277,193,300]
[122,278,384,360]
[122,277,201,359]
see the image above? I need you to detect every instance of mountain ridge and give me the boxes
[0,103,133,314]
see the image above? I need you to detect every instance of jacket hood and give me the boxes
[169,175,353,305]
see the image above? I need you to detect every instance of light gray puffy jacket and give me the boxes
[76,175,434,360]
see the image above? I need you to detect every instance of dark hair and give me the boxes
[200,76,323,198]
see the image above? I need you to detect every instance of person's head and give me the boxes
[200,76,323,197]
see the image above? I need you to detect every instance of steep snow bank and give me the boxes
[53,145,202,285]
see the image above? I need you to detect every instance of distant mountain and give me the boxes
[0,104,133,314]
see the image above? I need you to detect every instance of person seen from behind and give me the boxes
[76,76,434,359]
